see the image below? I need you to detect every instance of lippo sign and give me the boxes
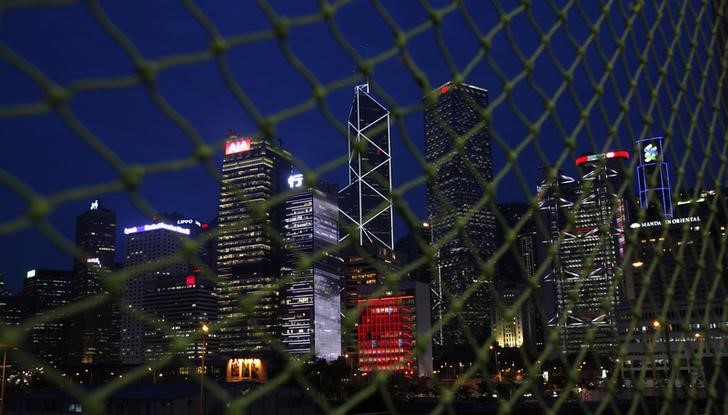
[629,216,700,229]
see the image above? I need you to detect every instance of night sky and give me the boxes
[1,1,721,292]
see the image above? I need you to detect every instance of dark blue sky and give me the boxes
[1,1,722,292]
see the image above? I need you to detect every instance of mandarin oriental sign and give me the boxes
[629,216,700,229]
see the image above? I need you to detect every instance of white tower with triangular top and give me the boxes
[338,83,394,251]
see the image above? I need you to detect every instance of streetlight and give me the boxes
[489,345,501,382]
[199,323,209,415]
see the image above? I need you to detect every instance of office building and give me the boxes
[67,200,119,365]
[143,273,217,363]
[538,151,630,354]
[424,81,495,355]
[341,247,399,363]
[618,200,727,394]
[490,282,526,348]
[394,222,434,284]
[215,135,291,356]
[21,268,73,368]
[0,273,21,327]
[357,281,433,378]
[121,220,193,364]
[338,83,394,252]
[279,176,343,360]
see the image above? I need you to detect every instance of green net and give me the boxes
[0,0,727,414]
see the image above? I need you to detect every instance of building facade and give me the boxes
[143,273,217,363]
[394,222,434,284]
[279,177,343,360]
[341,247,399,364]
[21,268,73,368]
[121,221,192,364]
[538,151,629,355]
[67,200,119,365]
[424,81,496,355]
[215,135,291,357]
[356,282,433,378]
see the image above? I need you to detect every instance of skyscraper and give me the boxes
[279,175,343,360]
[68,200,119,365]
[424,81,495,355]
[215,135,291,356]
[538,151,629,354]
[121,220,192,364]
[21,268,73,368]
[337,84,398,365]
[338,83,394,252]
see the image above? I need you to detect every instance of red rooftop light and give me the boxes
[185,275,196,286]
[575,150,629,166]
[440,85,450,94]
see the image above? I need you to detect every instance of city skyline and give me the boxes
[0,1,725,412]
[4,1,720,293]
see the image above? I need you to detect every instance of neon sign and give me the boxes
[176,219,202,227]
[90,200,99,210]
[123,223,191,235]
[629,216,700,229]
[287,174,303,189]
[26,269,36,279]
[636,136,672,219]
[185,275,196,286]
[644,143,658,162]
[225,138,252,155]
[575,150,630,166]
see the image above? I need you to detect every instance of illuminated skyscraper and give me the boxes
[215,135,291,356]
[121,221,193,364]
[68,200,119,365]
[22,268,73,368]
[338,83,393,252]
[424,81,495,355]
[280,176,343,360]
[538,151,630,354]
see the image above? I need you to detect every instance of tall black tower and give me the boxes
[424,82,496,357]
[68,200,119,365]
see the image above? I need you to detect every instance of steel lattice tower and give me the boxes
[338,84,394,252]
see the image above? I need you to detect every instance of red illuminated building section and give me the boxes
[225,137,252,155]
[575,150,629,166]
[357,295,416,378]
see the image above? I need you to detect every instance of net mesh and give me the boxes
[1,0,727,414]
